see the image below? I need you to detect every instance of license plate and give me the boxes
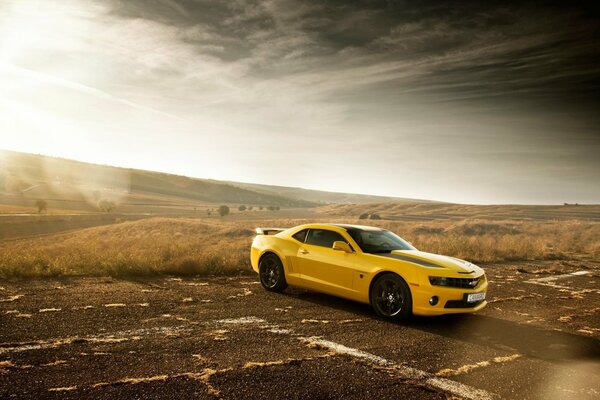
[466,292,486,303]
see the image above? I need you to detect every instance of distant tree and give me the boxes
[359,213,369,219]
[238,205,247,212]
[369,213,381,220]
[275,206,280,211]
[267,205,276,211]
[248,206,253,211]
[218,205,230,217]
[206,208,212,216]
[35,199,47,214]
[259,205,264,210]
[98,199,117,212]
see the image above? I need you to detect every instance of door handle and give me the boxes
[299,249,309,254]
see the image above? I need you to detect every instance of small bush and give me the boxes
[238,205,247,211]
[358,213,369,219]
[369,213,381,220]
[218,205,230,217]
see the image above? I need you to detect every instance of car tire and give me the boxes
[258,253,288,292]
[370,273,412,320]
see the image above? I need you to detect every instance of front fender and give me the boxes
[349,254,420,303]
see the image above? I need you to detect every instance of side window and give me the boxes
[292,229,308,243]
[305,229,346,248]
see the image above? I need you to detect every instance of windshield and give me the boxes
[347,228,416,254]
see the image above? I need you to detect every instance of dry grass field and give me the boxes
[1,216,598,279]
[318,202,600,221]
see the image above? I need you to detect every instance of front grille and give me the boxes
[429,276,482,289]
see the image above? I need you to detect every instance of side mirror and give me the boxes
[332,241,352,253]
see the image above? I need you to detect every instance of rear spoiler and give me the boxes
[255,227,286,235]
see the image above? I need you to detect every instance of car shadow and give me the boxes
[283,289,600,363]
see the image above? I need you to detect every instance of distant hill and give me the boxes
[0,150,316,213]
[226,181,437,205]
[0,150,437,215]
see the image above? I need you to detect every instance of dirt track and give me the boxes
[1,261,599,399]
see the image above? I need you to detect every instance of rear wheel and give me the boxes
[370,273,412,320]
[259,253,287,292]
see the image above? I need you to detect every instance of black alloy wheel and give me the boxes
[258,253,288,292]
[370,273,412,320]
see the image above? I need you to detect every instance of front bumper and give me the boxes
[411,275,488,316]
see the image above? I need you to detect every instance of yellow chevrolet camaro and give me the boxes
[250,223,487,319]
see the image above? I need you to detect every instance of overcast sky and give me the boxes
[1,0,599,204]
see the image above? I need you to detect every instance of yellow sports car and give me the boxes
[250,223,487,319]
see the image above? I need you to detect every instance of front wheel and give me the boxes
[258,253,287,292]
[370,273,412,320]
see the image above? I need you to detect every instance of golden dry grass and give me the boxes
[361,219,600,262]
[0,217,598,278]
[318,202,600,221]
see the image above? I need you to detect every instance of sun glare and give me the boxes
[0,0,90,63]
[0,0,101,161]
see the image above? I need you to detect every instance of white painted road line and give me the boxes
[300,336,497,400]
[215,316,266,325]
[300,337,393,367]
[525,270,600,294]
[529,270,591,283]
[225,317,498,400]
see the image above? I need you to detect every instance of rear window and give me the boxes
[305,229,346,248]
[292,229,308,243]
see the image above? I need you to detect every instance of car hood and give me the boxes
[381,250,484,274]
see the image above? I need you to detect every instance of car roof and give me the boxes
[318,223,384,231]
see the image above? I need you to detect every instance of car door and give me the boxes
[296,228,356,297]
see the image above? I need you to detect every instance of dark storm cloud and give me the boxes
[165,2,594,121]
[107,1,600,95]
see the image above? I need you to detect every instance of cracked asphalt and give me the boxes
[1,260,599,399]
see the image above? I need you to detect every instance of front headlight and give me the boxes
[429,276,450,286]
[429,275,482,288]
